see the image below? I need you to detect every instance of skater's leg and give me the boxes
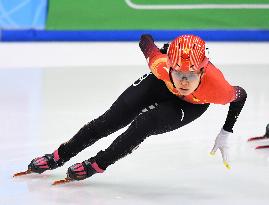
[65,100,209,180]
[28,95,138,174]
[92,100,209,170]
[27,73,174,174]
[57,73,172,162]
[28,93,138,174]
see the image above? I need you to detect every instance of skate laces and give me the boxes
[67,163,88,180]
[72,163,87,176]
[36,152,63,170]
[34,157,49,169]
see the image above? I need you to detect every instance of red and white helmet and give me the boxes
[167,35,209,72]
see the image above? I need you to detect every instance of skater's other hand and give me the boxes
[210,128,231,170]
[139,34,155,58]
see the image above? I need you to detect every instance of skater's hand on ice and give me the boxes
[210,128,231,170]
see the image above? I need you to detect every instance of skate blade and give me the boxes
[13,169,32,177]
[52,177,73,186]
[248,136,268,141]
[255,145,269,149]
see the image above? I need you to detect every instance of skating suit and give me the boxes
[56,41,247,170]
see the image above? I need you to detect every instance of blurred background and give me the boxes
[0,0,269,68]
[1,1,269,205]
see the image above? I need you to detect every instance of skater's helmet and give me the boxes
[167,35,209,72]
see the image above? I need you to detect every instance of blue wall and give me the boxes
[0,1,269,41]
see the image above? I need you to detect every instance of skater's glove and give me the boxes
[210,128,231,170]
[139,34,157,59]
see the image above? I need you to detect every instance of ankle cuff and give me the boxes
[91,162,104,173]
[53,150,60,161]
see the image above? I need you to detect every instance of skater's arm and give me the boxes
[210,86,247,169]
[202,64,247,132]
[139,35,170,81]
[223,86,247,132]
[139,34,160,60]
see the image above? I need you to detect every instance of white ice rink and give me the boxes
[0,43,269,205]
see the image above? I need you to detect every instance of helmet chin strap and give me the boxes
[169,67,176,88]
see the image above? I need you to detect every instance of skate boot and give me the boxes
[67,159,104,181]
[248,124,269,142]
[265,124,269,137]
[28,150,64,174]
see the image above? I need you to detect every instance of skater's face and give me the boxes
[171,69,203,95]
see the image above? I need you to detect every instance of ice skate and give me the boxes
[13,150,64,177]
[248,124,269,149]
[51,159,104,185]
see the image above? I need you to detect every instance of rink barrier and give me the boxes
[0,29,269,41]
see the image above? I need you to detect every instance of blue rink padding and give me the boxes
[1,29,269,41]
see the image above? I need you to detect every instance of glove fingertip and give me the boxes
[223,161,231,170]
[209,151,216,156]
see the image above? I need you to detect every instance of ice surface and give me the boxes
[0,64,269,205]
